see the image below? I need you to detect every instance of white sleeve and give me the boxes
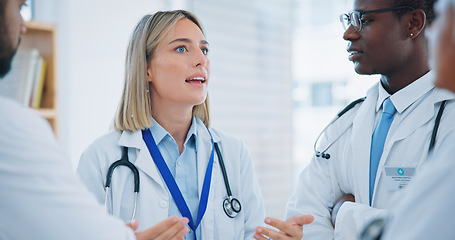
[286,154,338,240]
[0,100,135,240]
[335,202,388,239]
[239,141,266,239]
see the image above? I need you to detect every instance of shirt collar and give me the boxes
[150,116,199,148]
[150,118,169,145]
[376,71,435,114]
[186,116,198,150]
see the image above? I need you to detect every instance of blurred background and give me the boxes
[22,0,377,219]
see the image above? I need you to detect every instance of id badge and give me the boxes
[383,166,416,191]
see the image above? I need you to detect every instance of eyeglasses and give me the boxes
[340,6,415,32]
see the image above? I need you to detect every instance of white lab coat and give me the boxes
[0,96,136,239]
[77,118,265,240]
[286,73,455,240]
[380,132,455,240]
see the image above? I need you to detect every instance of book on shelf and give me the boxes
[30,58,47,108]
[0,48,47,108]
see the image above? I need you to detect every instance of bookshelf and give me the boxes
[20,21,58,136]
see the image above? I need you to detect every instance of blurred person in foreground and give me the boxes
[0,0,188,239]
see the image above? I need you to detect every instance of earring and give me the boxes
[410,33,414,37]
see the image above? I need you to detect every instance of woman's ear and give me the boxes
[408,9,426,38]
[146,62,153,82]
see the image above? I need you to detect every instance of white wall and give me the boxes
[194,0,294,218]
[56,0,169,169]
[292,0,377,177]
[34,0,294,219]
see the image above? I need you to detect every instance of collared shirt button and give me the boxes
[159,200,168,208]
[177,160,182,166]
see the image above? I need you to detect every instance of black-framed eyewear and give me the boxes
[340,6,415,32]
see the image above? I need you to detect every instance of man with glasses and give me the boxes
[255,0,455,239]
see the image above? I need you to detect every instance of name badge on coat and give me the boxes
[383,166,416,191]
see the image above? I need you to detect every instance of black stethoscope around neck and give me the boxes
[314,97,447,159]
[213,142,242,218]
[104,129,242,221]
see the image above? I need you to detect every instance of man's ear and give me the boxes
[408,9,426,38]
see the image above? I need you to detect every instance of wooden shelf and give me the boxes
[37,108,57,118]
[21,21,58,136]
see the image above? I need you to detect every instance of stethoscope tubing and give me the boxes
[314,97,365,159]
[214,143,233,197]
[104,146,140,221]
[214,142,241,217]
[314,98,447,159]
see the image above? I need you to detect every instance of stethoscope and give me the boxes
[104,128,242,221]
[104,146,139,221]
[314,97,447,160]
[214,142,242,218]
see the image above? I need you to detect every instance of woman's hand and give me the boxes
[132,216,190,240]
[254,215,314,240]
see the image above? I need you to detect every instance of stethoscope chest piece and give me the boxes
[223,196,241,218]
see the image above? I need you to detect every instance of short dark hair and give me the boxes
[393,0,437,25]
[0,0,6,21]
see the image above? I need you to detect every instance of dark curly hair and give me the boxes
[0,0,6,21]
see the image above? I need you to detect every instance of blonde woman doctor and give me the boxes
[77,10,264,240]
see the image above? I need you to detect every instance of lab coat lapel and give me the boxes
[374,89,455,195]
[390,88,455,144]
[196,124,220,239]
[350,87,377,204]
[387,98,433,146]
[118,130,165,190]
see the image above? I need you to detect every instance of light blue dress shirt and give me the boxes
[150,116,200,240]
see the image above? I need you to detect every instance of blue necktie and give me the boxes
[369,98,396,206]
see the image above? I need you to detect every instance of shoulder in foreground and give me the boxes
[0,96,54,139]
[0,96,45,126]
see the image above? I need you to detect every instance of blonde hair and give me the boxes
[113,10,210,132]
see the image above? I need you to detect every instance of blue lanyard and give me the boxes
[142,129,214,240]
